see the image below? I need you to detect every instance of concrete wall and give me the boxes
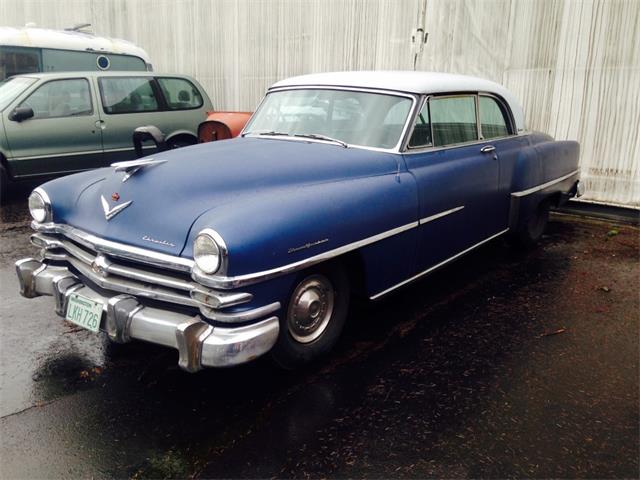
[1,0,638,206]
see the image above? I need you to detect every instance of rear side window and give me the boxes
[19,78,92,119]
[157,77,203,110]
[99,77,159,114]
[480,96,510,139]
[429,96,478,146]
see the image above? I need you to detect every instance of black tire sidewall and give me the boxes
[0,163,7,204]
[515,200,550,248]
[271,262,350,369]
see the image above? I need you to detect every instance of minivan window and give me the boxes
[0,76,36,111]
[19,78,92,118]
[99,77,159,114]
[429,95,478,146]
[480,96,510,139]
[157,77,203,110]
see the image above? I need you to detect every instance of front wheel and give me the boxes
[271,263,350,369]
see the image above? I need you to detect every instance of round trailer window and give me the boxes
[97,55,110,70]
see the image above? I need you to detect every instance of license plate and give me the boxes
[65,293,103,333]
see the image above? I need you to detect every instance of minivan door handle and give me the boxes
[95,120,106,129]
[480,145,496,153]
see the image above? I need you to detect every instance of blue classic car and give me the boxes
[15,71,582,371]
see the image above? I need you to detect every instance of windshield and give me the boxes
[244,89,414,149]
[0,77,36,111]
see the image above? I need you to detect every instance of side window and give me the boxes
[99,77,159,114]
[480,96,510,139]
[408,100,431,148]
[157,77,203,110]
[429,95,478,146]
[19,78,92,119]
[0,47,41,79]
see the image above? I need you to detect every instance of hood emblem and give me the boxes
[111,192,120,201]
[101,195,132,220]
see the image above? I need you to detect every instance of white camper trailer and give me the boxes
[0,26,152,80]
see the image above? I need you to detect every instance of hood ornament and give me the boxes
[101,195,132,220]
[111,158,167,182]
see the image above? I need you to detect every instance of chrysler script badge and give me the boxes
[100,195,132,220]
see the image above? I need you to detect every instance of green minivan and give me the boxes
[0,71,212,199]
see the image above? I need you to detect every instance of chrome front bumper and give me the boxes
[15,258,280,372]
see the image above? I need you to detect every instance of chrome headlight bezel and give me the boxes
[28,188,52,223]
[193,229,227,275]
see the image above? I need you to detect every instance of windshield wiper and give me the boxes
[243,131,348,148]
[292,133,348,148]
[242,131,291,138]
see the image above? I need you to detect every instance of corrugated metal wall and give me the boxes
[2,0,638,206]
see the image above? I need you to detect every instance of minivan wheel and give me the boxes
[167,136,196,149]
[271,263,350,369]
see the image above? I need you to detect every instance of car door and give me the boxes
[402,94,505,273]
[3,77,104,177]
[96,75,166,162]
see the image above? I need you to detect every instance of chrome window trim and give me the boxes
[242,85,420,153]
[370,228,510,299]
[478,92,517,138]
[193,220,420,289]
[511,170,580,197]
[402,91,519,154]
[32,222,194,272]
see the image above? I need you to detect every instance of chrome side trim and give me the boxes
[193,220,419,289]
[370,228,509,299]
[511,170,580,198]
[32,222,194,272]
[419,206,464,225]
[8,149,104,161]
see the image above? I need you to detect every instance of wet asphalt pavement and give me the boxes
[0,191,638,479]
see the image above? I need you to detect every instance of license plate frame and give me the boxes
[65,292,103,333]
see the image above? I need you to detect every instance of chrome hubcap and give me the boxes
[287,274,334,344]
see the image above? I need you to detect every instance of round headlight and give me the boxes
[193,232,221,274]
[28,189,51,223]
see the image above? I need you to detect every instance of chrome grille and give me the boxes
[31,230,253,316]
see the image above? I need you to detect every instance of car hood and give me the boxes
[46,137,400,257]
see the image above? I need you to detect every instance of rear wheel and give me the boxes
[512,200,550,248]
[271,263,350,369]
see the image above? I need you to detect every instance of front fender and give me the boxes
[184,172,419,281]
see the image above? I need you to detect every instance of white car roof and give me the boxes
[0,27,151,64]
[272,71,526,132]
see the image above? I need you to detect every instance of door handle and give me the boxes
[95,120,106,129]
[480,145,496,153]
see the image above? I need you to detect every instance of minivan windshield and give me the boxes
[0,77,36,111]
[244,89,414,149]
